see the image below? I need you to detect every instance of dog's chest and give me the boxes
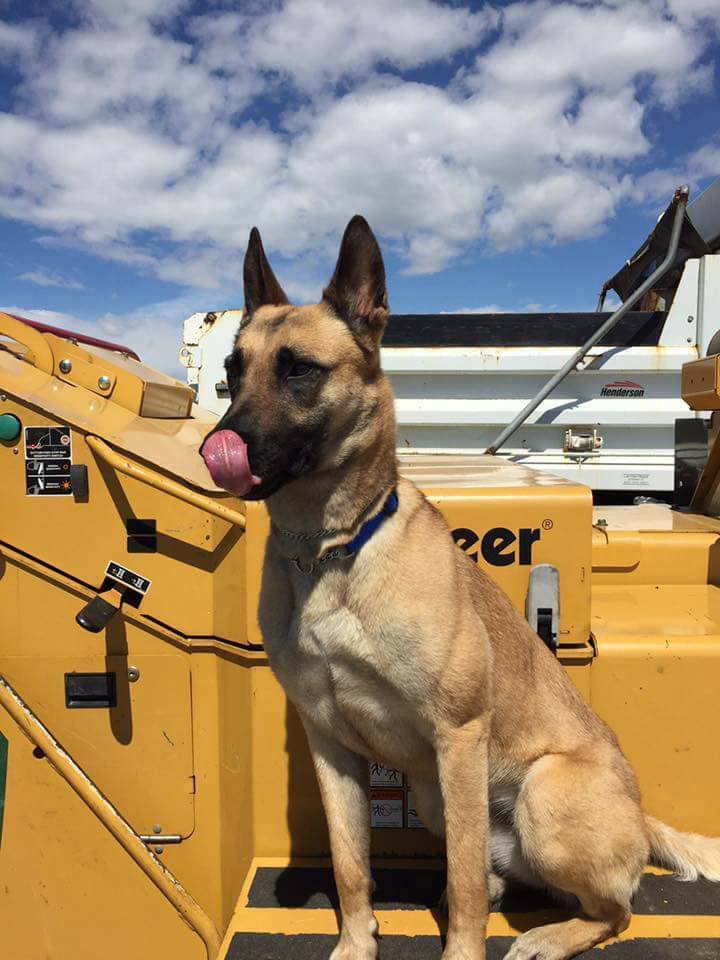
[266,582,432,767]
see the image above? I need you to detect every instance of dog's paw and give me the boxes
[329,939,377,960]
[329,920,379,960]
[441,942,486,960]
[502,929,564,960]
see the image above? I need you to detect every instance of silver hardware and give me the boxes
[525,564,560,653]
[59,359,72,374]
[153,824,162,834]
[0,394,6,401]
[595,518,608,527]
[127,666,140,682]
[155,846,164,855]
[563,427,603,454]
[97,375,112,391]
[140,834,182,845]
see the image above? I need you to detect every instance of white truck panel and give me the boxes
[181,255,720,492]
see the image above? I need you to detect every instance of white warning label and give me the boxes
[369,760,403,788]
[370,790,404,829]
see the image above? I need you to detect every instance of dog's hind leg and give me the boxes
[504,753,646,960]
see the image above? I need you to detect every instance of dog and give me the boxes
[201,216,720,960]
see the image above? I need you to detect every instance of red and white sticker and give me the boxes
[370,790,404,829]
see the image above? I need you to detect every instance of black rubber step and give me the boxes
[225,933,719,960]
[247,866,720,916]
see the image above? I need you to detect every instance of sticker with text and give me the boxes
[370,790,404,829]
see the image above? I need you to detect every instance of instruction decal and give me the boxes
[104,562,152,596]
[24,425,73,496]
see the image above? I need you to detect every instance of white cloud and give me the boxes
[442,302,553,314]
[18,269,85,290]
[7,294,207,376]
[217,0,498,92]
[690,141,720,179]
[0,0,717,291]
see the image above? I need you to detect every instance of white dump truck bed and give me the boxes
[181,252,720,493]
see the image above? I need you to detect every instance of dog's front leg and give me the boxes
[437,719,490,960]
[303,720,377,960]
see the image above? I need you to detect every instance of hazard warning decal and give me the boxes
[24,425,73,496]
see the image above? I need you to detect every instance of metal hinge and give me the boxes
[563,427,603,455]
[526,564,560,653]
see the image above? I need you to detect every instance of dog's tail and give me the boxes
[646,814,720,881]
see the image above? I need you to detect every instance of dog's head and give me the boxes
[200,216,393,500]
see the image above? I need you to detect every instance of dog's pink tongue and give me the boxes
[202,430,261,497]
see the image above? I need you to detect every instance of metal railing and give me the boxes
[486,186,690,455]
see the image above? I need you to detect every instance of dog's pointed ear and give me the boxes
[243,227,289,316]
[323,215,388,352]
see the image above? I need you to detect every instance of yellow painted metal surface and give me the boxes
[1,325,720,957]
[682,353,720,410]
[0,704,206,960]
[0,554,196,835]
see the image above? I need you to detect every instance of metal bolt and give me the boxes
[59,359,72,374]
[97,375,112,391]
[153,824,162,834]
[0,394,6,401]
[688,316,694,323]
[596,518,608,527]
[155,846,164,856]
[687,337,693,343]
[127,666,140,682]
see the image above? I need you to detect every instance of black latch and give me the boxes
[70,464,89,501]
[75,595,120,633]
[65,672,117,709]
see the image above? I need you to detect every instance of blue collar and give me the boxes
[343,488,399,556]
[288,487,399,574]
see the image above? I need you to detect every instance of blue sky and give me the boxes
[1,0,719,375]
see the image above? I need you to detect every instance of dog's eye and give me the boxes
[224,352,243,395]
[286,361,315,380]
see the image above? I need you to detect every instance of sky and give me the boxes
[1,0,719,377]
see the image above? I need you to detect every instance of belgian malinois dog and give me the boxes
[201,217,720,960]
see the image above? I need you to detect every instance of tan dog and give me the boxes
[201,217,720,960]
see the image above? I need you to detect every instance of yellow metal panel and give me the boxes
[426,482,592,645]
[44,332,193,419]
[0,708,204,960]
[682,354,720,410]
[0,353,219,491]
[591,583,720,834]
[0,403,246,639]
[0,557,196,836]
